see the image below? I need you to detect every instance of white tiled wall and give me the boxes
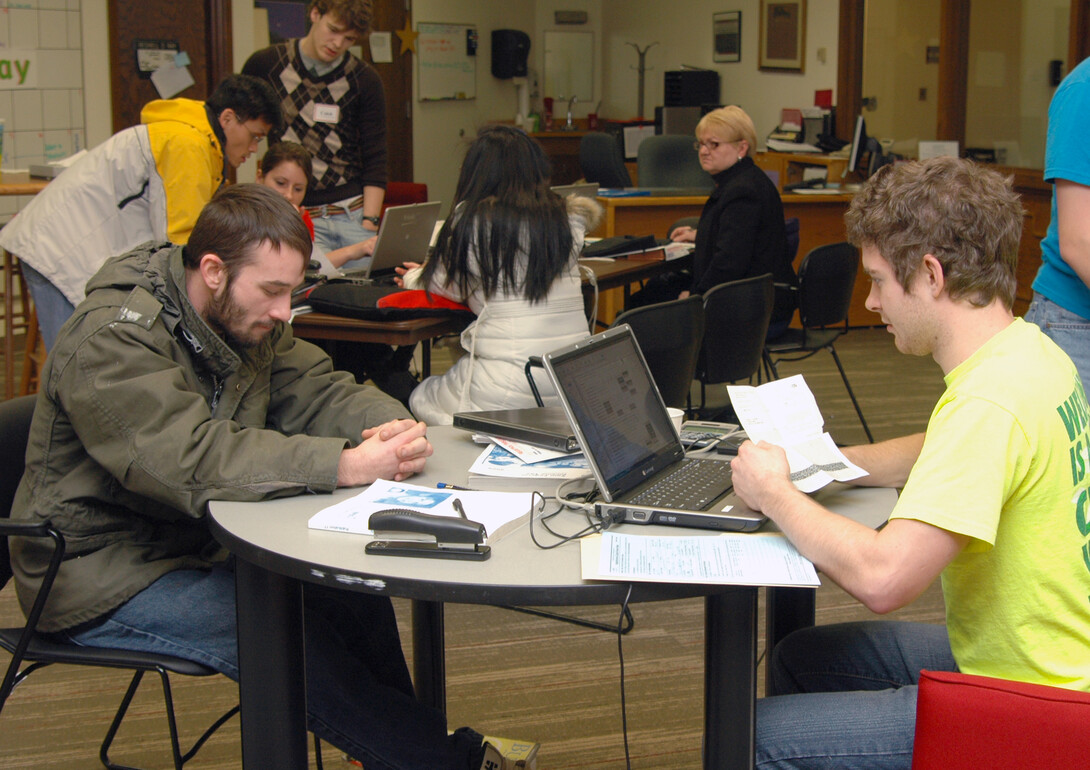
[0,0,85,218]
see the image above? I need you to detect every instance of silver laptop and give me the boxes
[551,182,599,199]
[341,200,442,283]
[543,325,766,531]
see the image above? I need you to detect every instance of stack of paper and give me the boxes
[467,440,590,490]
[307,478,534,543]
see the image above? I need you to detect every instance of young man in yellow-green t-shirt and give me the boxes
[730,156,1090,768]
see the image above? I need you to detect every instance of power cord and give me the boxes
[616,583,634,770]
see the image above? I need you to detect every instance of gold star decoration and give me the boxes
[396,19,418,56]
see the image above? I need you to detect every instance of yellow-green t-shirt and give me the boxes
[892,318,1090,691]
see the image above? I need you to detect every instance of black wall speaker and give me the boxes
[492,29,530,79]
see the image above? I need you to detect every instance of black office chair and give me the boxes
[763,242,875,442]
[579,132,632,188]
[689,274,775,418]
[784,217,801,264]
[610,296,705,409]
[636,135,713,190]
[667,215,700,240]
[0,395,240,769]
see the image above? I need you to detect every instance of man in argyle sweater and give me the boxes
[244,0,386,269]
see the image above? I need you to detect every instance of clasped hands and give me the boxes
[338,419,433,487]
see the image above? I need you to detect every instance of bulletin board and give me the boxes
[417,22,477,101]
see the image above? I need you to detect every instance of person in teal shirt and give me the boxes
[1026,56,1090,386]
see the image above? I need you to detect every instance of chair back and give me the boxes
[666,216,700,240]
[796,242,858,329]
[610,295,705,408]
[636,135,713,190]
[579,132,632,188]
[0,395,35,588]
[784,217,801,263]
[698,274,775,385]
[381,182,429,214]
[912,669,1090,769]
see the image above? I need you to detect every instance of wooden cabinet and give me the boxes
[530,131,588,185]
[755,151,849,191]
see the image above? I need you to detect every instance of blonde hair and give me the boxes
[696,106,757,151]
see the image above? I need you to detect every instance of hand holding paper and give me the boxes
[727,374,865,493]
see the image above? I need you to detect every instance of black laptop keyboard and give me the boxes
[628,458,732,510]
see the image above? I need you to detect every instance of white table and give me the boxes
[209,426,895,769]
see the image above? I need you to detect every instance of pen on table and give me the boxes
[437,482,472,490]
[452,498,469,520]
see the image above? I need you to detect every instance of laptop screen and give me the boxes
[545,326,683,494]
[367,201,442,278]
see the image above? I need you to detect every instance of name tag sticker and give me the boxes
[314,103,340,123]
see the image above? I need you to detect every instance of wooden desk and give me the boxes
[209,426,897,770]
[289,312,471,378]
[590,191,883,327]
[1,173,50,399]
[580,252,694,324]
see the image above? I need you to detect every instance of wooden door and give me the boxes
[362,2,413,182]
[108,0,232,133]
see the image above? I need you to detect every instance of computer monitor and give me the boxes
[846,114,885,179]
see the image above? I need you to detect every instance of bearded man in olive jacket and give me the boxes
[10,184,501,769]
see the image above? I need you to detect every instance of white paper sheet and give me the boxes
[728,374,866,493]
[581,531,819,587]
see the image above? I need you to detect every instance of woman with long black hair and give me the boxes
[402,125,601,424]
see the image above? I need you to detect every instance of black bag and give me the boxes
[305,280,474,321]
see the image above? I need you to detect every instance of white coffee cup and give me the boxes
[666,407,685,434]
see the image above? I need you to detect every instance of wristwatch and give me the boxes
[361,215,380,228]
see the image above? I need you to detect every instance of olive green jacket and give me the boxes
[11,242,409,631]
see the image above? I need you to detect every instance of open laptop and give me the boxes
[543,325,766,531]
[339,200,442,284]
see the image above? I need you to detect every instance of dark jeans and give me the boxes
[58,563,484,769]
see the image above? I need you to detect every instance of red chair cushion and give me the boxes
[912,669,1090,769]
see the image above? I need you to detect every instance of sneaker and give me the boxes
[479,735,540,770]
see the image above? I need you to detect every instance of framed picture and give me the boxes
[713,11,741,64]
[759,0,806,72]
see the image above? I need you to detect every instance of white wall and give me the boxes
[600,0,840,142]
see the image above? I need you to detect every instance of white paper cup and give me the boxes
[666,407,684,434]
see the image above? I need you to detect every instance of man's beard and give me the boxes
[206,284,270,350]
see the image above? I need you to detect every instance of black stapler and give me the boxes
[365,509,490,561]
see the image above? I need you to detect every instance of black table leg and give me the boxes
[765,587,816,695]
[412,599,446,712]
[234,558,308,769]
[704,588,758,769]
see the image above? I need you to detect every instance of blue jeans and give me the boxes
[57,563,485,770]
[1025,292,1090,389]
[756,621,956,769]
[311,207,376,273]
[20,261,75,351]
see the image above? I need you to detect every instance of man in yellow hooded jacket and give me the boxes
[0,74,282,349]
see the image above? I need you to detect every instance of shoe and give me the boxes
[479,735,540,770]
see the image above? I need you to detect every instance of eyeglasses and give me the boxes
[242,124,267,146]
[694,139,739,152]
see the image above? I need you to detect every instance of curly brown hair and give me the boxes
[844,156,1023,309]
[306,0,372,35]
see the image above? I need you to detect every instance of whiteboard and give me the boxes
[417,22,477,101]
